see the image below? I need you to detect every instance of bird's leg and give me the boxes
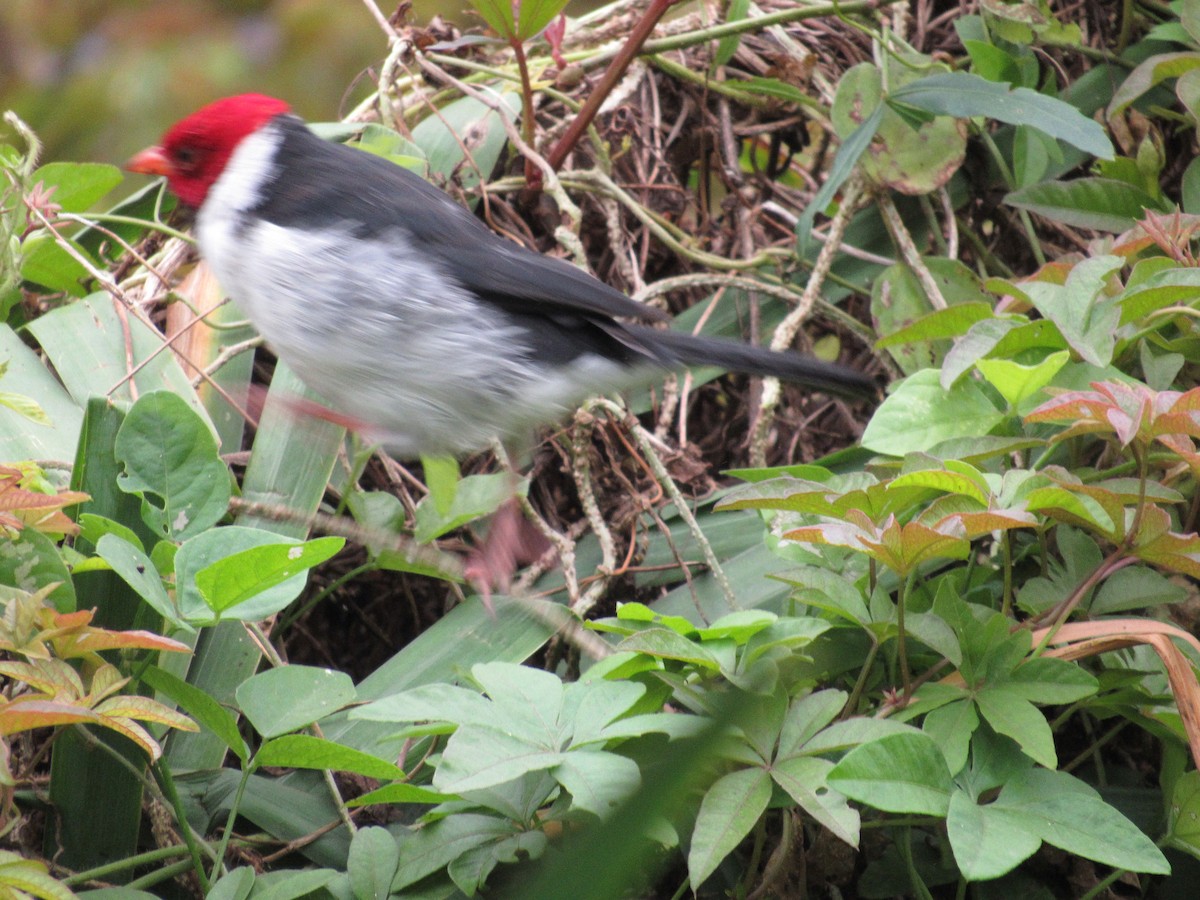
[463,444,554,610]
[463,496,553,609]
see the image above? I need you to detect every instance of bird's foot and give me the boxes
[464,499,554,613]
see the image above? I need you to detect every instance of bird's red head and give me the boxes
[126,94,291,208]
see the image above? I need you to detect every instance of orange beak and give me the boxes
[125,146,173,177]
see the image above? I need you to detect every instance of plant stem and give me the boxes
[897,569,916,698]
[544,0,682,177]
[511,38,538,185]
[154,759,214,892]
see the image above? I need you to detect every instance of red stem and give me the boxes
[537,0,681,184]
[512,38,538,185]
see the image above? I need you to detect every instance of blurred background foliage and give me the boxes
[0,0,521,166]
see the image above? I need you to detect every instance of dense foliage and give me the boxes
[3,0,1200,897]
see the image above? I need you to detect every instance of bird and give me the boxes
[126,93,874,594]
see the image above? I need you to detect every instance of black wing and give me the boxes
[253,116,667,325]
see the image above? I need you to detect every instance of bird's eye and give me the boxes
[173,146,198,170]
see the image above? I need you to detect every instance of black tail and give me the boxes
[631,325,877,400]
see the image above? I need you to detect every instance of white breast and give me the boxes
[194,125,639,455]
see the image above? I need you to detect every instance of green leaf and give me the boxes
[555,750,642,817]
[349,124,427,175]
[435,725,562,793]
[174,527,320,625]
[195,535,344,614]
[349,783,457,807]
[140,665,248,761]
[922,699,978,776]
[976,349,1070,408]
[236,665,356,738]
[1005,178,1164,232]
[975,686,1056,768]
[255,735,404,779]
[348,827,401,900]
[205,867,256,900]
[796,104,883,258]
[714,0,750,68]
[828,732,953,815]
[874,301,994,350]
[890,71,1113,159]
[1092,565,1188,614]
[615,628,722,670]
[421,454,460,517]
[0,529,75,612]
[0,326,82,461]
[19,232,94,295]
[997,773,1170,874]
[1166,770,1200,861]
[115,391,230,540]
[1024,256,1123,367]
[861,369,1006,456]
[1002,657,1098,704]
[946,790,1041,881]
[30,162,123,212]
[244,869,337,900]
[771,755,859,846]
[1109,51,1200,117]
[688,767,772,889]
[413,471,513,542]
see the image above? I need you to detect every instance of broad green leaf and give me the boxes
[946,791,1041,881]
[833,63,966,195]
[891,71,1113,158]
[174,527,318,625]
[421,454,460,517]
[413,471,512,542]
[771,755,859,846]
[30,161,123,212]
[905,612,963,667]
[1166,770,1200,861]
[997,776,1170,874]
[205,867,256,900]
[349,783,457,807]
[0,326,81,461]
[777,690,847,757]
[976,350,1070,408]
[255,735,404,779]
[349,124,427,175]
[828,732,953,815]
[554,750,641,817]
[922,699,977,776]
[19,232,94,295]
[1109,51,1200,117]
[874,301,994,350]
[114,391,229,540]
[435,725,562,793]
[1002,657,1098,704]
[0,529,74,612]
[140,665,247,761]
[688,767,772,889]
[1023,256,1123,367]
[1092,565,1188,614]
[471,662,564,736]
[616,628,722,670]
[348,827,401,900]
[975,686,1056,768]
[862,369,1006,456]
[195,535,344,615]
[1005,178,1164,232]
[243,868,337,900]
[236,665,356,738]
